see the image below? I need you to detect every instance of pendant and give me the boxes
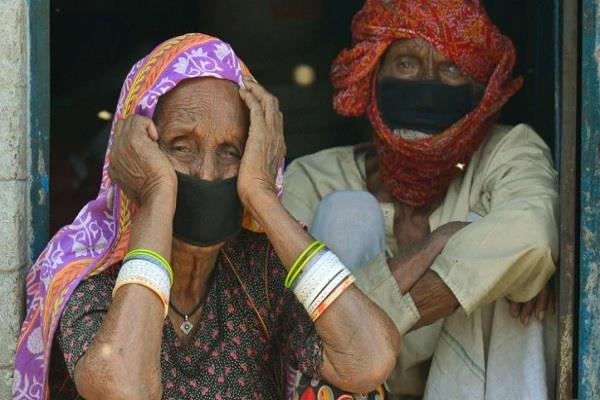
[180,315,193,335]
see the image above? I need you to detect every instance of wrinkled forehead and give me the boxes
[382,38,444,58]
[153,77,247,128]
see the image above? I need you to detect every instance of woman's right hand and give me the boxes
[108,115,177,205]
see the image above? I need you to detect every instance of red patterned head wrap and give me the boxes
[331,0,523,206]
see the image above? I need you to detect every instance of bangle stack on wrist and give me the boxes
[113,248,173,318]
[286,241,355,322]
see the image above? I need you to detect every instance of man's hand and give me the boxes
[390,221,469,293]
[508,282,555,325]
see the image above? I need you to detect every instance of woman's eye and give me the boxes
[223,150,240,159]
[172,145,191,153]
[219,148,241,161]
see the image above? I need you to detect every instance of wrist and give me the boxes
[142,185,177,214]
[243,190,280,226]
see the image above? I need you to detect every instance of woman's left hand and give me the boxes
[237,78,286,208]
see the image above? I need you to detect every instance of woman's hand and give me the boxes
[237,79,286,208]
[108,115,177,205]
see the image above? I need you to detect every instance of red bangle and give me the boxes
[310,275,355,322]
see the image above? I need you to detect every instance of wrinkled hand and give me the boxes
[237,79,286,207]
[108,115,176,205]
[508,282,555,325]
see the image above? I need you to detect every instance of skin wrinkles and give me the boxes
[154,78,249,180]
[75,75,400,399]
[376,38,485,142]
[378,37,477,86]
[154,78,250,324]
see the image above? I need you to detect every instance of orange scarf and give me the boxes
[331,0,523,206]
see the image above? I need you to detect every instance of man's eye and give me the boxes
[442,63,464,77]
[396,57,418,70]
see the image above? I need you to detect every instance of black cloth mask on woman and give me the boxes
[173,171,243,247]
[376,77,483,135]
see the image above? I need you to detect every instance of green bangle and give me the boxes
[285,241,324,288]
[287,242,326,288]
[125,249,174,284]
[285,241,321,288]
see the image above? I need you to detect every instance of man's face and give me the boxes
[378,38,474,86]
[377,38,484,141]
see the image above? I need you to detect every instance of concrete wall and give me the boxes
[0,0,29,397]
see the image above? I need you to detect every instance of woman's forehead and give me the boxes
[154,78,246,127]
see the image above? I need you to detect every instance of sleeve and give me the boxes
[430,124,559,314]
[283,158,421,336]
[267,249,323,380]
[352,253,421,335]
[55,270,116,376]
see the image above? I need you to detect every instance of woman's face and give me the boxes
[154,78,249,181]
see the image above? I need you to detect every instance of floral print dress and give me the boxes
[50,231,322,399]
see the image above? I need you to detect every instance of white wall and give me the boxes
[0,0,30,397]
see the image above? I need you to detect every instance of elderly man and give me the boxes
[282,1,558,399]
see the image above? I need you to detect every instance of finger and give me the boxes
[535,288,549,320]
[114,118,125,137]
[508,301,521,319]
[243,79,279,109]
[131,116,154,140]
[146,119,159,141]
[520,299,535,325]
[264,96,279,127]
[239,88,266,122]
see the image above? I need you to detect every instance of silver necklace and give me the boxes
[169,300,203,335]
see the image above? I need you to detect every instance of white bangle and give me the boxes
[113,259,171,317]
[292,250,350,314]
[307,267,351,316]
[292,249,331,305]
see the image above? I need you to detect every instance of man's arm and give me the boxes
[408,271,459,331]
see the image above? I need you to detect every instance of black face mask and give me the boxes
[173,172,243,247]
[376,78,482,135]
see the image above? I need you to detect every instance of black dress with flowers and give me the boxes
[50,230,322,399]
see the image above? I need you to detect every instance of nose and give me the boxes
[191,152,220,181]
[422,49,437,80]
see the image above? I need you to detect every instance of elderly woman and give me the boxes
[282,1,558,399]
[13,34,399,400]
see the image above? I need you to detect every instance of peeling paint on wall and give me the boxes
[579,0,600,398]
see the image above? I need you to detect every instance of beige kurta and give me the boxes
[282,124,558,398]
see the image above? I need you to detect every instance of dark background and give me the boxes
[49,0,556,233]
